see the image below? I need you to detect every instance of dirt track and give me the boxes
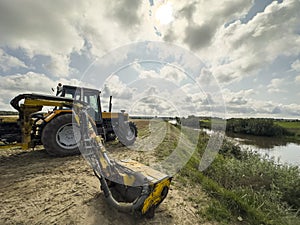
[0,141,214,225]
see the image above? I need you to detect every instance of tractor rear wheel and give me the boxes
[116,121,137,146]
[42,114,81,156]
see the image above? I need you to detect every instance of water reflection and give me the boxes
[226,132,291,149]
[225,132,300,166]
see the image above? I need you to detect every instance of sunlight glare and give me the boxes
[155,2,174,25]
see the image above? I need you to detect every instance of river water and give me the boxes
[226,132,300,167]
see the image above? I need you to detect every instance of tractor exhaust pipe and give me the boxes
[109,96,112,112]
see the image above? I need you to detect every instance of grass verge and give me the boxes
[153,123,300,225]
[275,120,300,142]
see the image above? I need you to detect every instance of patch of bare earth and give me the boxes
[1,136,215,224]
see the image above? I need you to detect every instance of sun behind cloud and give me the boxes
[155,1,174,25]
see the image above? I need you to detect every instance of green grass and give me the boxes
[0,115,18,123]
[275,121,300,129]
[133,119,151,138]
[0,111,18,116]
[201,118,300,140]
[275,121,300,141]
[151,123,300,224]
[0,143,21,149]
[181,143,300,224]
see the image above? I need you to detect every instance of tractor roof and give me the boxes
[63,85,100,93]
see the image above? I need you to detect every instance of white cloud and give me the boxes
[129,95,178,116]
[295,75,300,83]
[3,0,296,84]
[161,0,253,49]
[59,78,96,89]
[291,59,300,72]
[0,49,27,72]
[270,104,300,117]
[160,65,186,84]
[0,72,56,110]
[267,78,286,93]
[77,1,162,57]
[0,0,299,118]
[220,88,300,118]
[43,54,71,77]
[203,0,300,83]
[0,0,161,77]
[134,61,159,80]
[0,72,93,110]
[165,66,186,84]
[0,0,85,77]
[0,72,55,93]
[222,88,254,109]
[229,96,247,105]
[102,74,134,100]
[134,62,187,85]
[107,0,142,28]
[0,99,9,110]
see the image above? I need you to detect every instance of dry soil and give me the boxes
[0,134,214,225]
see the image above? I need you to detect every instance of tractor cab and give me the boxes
[60,85,138,146]
[60,85,102,123]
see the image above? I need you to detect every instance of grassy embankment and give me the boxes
[0,115,18,123]
[0,114,19,148]
[0,111,18,115]
[0,111,18,123]
[145,121,300,225]
[198,117,300,142]
[274,120,300,142]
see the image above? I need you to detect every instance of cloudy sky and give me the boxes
[0,0,299,119]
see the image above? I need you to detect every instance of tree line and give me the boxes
[180,116,292,137]
[226,118,290,137]
[0,111,18,116]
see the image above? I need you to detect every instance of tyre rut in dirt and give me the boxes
[116,121,138,146]
[42,114,80,156]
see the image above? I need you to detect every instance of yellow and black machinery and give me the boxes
[60,85,137,145]
[74,102,172,218]
[2,92,172,218]
[3,85,137,156]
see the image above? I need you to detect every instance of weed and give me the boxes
[173,126,300,224]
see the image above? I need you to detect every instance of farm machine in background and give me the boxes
[0,85,137,156]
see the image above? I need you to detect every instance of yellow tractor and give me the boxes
[6,91,172,218]
[7,85,137,156]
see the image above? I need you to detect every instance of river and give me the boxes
[226,132,300,167]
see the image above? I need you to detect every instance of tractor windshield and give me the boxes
[62,86,101,121]
[83,91,100,120]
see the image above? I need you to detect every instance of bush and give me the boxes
[226,118,289,137]
[179,133,300,224]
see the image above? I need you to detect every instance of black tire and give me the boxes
[116,121,137,146]
[41,114,81,156]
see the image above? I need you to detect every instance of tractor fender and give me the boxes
[43,110,72,123]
